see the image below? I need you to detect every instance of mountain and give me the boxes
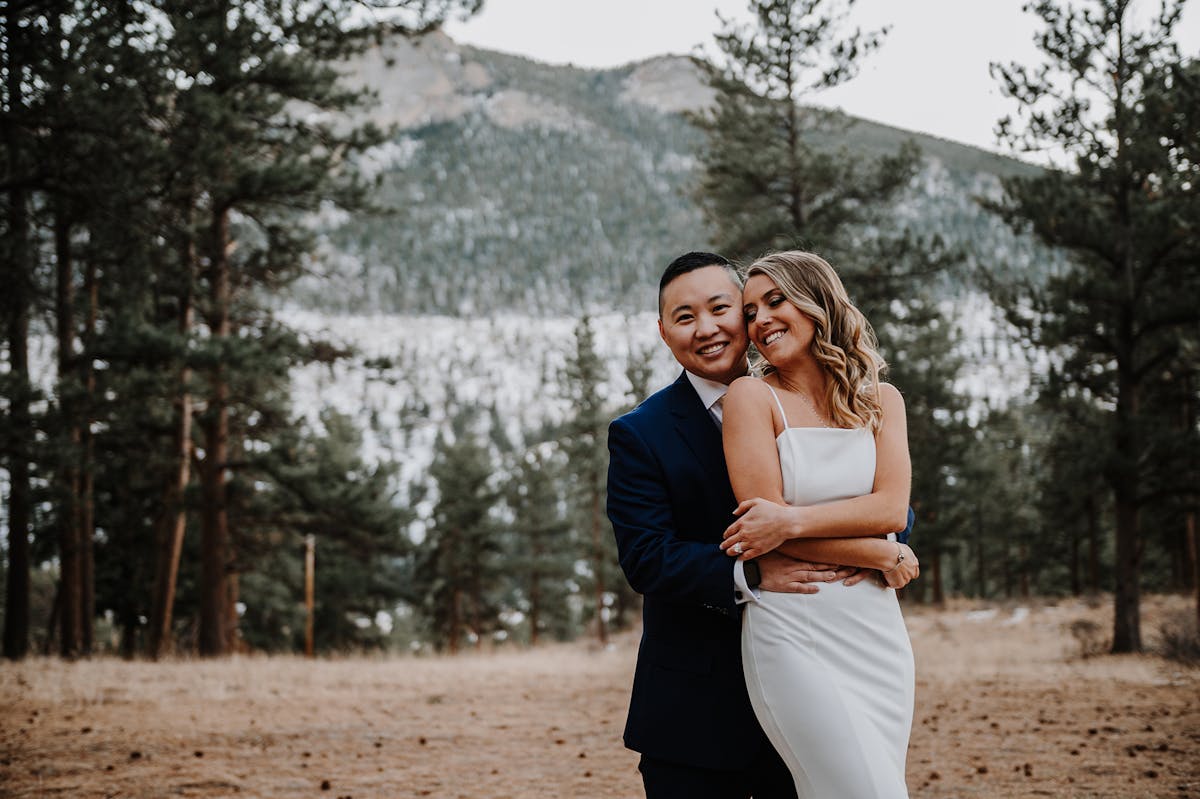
[287,33,1056,317]
[269,34,1042,485]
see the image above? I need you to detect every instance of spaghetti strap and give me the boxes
[763,383,790,429]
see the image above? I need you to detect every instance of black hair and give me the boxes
[657,251,739,316]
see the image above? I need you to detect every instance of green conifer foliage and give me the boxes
[690,0,903,260]
[988,0,1200,652]
[420,419,502,652]
[562,316,626,643]
[505,446,575,644]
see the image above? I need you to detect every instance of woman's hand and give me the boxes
[720,497,798,560]
[879,543,919,589]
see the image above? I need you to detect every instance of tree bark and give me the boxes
[1018,542,1030,598]
[54,212,83,658]
[304,535,315,657]
[528,560,541,647]
[591,483,607,646]
[1002,542,1013,599]
[79,259,97,655]
[2,7,32,662]
[930,547,944,606]
[1,226,31,662]
[148,252,194,659]
[975,506,986,598]
[198,208,232,656]
[1111,357,1142,653]
[1069,525,1081,597]
[1187,512,1199,634]
[1086,495,1100,594]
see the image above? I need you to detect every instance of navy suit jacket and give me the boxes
[607,373,769,769]
[607,372,914,770]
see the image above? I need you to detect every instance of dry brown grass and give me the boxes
[2,595,1197,798]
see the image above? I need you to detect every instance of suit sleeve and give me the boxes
[899,506,914,545]
[607,417,737,611]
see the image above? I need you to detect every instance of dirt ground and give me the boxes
[2,595,1197,799]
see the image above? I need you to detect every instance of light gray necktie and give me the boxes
[712,395,725,429]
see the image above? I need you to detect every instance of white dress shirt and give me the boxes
[685,371,758,604]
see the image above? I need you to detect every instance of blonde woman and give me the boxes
[720,251,917,798]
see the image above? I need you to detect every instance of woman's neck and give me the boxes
[772,362,827,399]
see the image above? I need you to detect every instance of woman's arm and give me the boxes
[775,538,907,572]
[721,382,912,560]
[722,378,913,575]
[722,376,788,507]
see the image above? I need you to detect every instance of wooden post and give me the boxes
[1187,513,1199,633]
[304,535,315,658]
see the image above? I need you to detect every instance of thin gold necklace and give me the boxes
[796,390,831,428]
[775,374,833,428]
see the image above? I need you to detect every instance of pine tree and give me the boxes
[2,0,483,659]
[880,300,972,604]
[237,410,411,652]
[0,1,41,660]
[988,0,1200,651]
[562,316,620,643]
[419,421,502,652]
[505,445,574,645]
[691,0,907,261]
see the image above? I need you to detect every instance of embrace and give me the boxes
[607,251,920,799]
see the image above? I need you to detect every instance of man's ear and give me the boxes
[657,317,666,343]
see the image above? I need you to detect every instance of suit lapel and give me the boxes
[669,372,729,483]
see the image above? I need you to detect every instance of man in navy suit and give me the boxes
[607,252,910,799]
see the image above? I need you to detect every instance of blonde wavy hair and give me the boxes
[746,251,887,432]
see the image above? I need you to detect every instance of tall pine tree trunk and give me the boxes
[1111,355,1142,652]
[1069,526,1081,597]
[1109,64,1143,653]
[1086,495,1100,594]
[591,484,607,646]
[975,507,986,598]
[449,575,462,655]
[929,547,944,606]
[199,208,232,656]
[1002,543,1013,599]
[529,566,542,646]
[1184,374,1199,631]
[55,212,84,658]
[149,253,194,659]
[1018,542,1030,598]
[2,6,32,661]
[2,191,32,660]
[1187,512,1199,633]
[79,260,97,654]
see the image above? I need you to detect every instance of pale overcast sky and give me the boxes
[445,0,1200,156]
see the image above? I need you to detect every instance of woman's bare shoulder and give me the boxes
[726,375,772,402]
[720,374,777,410]
[877,382,907,415]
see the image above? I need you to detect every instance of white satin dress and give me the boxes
[742,386,914,799]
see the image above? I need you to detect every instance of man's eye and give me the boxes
[676,314,694,323]
[713,304,730,313]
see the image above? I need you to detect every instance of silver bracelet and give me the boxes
[880,542,905,574]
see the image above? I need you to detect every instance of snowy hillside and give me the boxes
[283,293,1033,481]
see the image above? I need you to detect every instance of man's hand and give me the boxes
[879,543,919,589]
[757,552,856,594]
[722,497,797,559]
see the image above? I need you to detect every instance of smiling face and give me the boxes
[742,273,817,367]
[657,265,749,385]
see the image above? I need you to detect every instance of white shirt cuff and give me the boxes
[733,559,759,605]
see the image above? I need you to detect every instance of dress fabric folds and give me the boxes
[741,390,914,799]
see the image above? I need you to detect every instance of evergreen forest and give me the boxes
[2,0,1198,660]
